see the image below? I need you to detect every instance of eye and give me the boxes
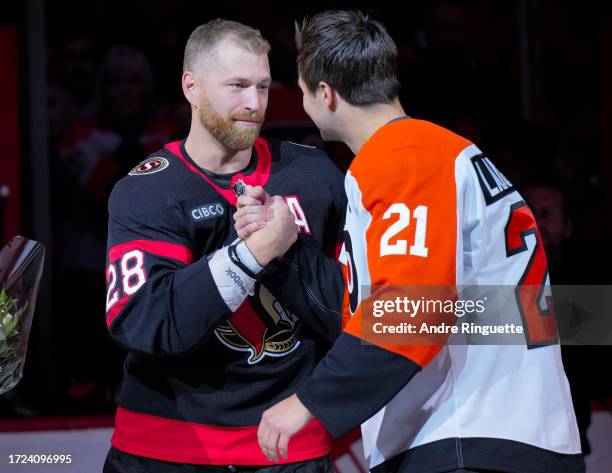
[229,83,245,89]
[258,84,270,92]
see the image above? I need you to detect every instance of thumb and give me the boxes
[247,185,272,205]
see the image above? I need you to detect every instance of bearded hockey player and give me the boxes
[103,19,344,473]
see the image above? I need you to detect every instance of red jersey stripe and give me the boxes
[108,240,193,265]
[106,296,129,327]
[112,406,332,465]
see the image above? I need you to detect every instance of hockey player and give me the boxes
[103,19,345,473]
[255,10,584,473]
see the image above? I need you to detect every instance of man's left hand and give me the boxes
[234,185,274,239]
[257,394,314,462]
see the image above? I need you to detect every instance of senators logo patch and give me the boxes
[129,157,169,176]
[214,283,301,364]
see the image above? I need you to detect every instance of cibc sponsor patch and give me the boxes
[191,202,225,221]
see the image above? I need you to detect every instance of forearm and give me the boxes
[296,332,421,439]
[108,245,258,356]
[266,239,344,343]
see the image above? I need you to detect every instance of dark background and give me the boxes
[0,0,610,453]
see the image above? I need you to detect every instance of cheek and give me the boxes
[201,85,227,109]
[302,97,314,117]
[227,93,252,114]
[202,94,227,116]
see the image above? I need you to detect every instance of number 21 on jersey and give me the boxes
[380,203,429,257]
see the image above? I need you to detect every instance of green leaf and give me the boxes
[3,314,19,338]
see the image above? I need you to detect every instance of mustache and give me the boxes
[230,111,264,123]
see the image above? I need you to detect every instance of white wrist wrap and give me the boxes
[208,246,256,312]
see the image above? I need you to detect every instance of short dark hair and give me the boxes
[184,19,270,72]
[295,10,401,106]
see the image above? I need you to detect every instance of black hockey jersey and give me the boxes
[105,137,345,465]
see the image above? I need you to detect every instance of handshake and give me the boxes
[234,186,315,461]
[234,185,298,266]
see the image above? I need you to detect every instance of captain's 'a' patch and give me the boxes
[129,157,169,176]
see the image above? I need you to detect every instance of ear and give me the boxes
[182,71,199,107]
[318,81,337,112]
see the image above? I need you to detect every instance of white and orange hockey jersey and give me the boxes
[297,117,584,473]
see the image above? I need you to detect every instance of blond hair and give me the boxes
[183,19,270,72]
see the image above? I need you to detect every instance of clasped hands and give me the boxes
[233,186,314,461]
[235,185,297,266]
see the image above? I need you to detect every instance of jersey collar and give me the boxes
[165,138,272,206]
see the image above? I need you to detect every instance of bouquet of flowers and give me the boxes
[0,289,29,393]
[0,236,45,395]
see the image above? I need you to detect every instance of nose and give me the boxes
[243,85,264,113]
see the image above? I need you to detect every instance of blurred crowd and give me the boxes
[1,0,610,453]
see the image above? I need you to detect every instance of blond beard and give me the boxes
[198,96,264,150]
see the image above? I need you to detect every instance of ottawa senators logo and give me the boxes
[129,157,169,176]
[214,283,300,364]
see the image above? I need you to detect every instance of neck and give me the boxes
[184,119,253,174]
[340,99,407,154]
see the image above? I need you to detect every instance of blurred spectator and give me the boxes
[46,46,175,414]
[57,33,100,117]
[523,184,574,282]
[54,45,176,201]
[93,45,172,174]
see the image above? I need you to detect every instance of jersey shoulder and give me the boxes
[108,146,185,224]
[112,147,168,193]
[357,118,472,168]
[273,139,344,184]
[407,118,472,154]
[350,119,472,193]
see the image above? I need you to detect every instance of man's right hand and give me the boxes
[245,196,298,266]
